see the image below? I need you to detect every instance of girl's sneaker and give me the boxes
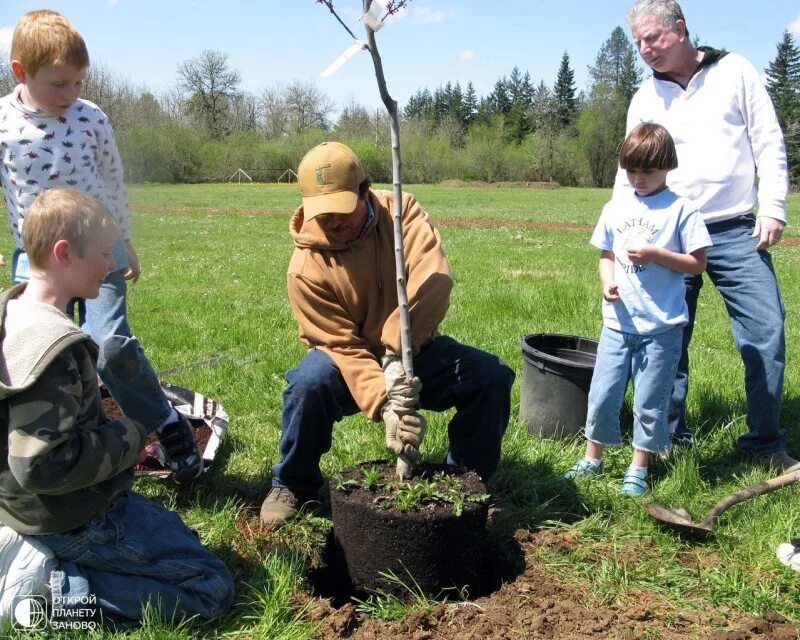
[621,465,648,496]
[564,457,603,479]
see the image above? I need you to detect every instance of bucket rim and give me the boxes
[519,332,597,370]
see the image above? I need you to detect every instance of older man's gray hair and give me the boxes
[627,0,689,37]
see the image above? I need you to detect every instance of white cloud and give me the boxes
[107,0,121,6]
[0,27,13,51]
[789,14,800,36]
[460,48,475,62]
[413,6,456,25]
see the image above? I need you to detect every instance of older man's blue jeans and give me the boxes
[12,245,172,432]
[38,492,235,625]
[668,214,786,454]
[271,336,515,496]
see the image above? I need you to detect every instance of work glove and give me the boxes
[382,354,422,414]
[382,402,426,462]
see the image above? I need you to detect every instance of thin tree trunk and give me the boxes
[363,0,414,479]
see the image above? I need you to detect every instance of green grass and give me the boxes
[1,183,799,637]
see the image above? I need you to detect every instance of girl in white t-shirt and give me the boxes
[564,123,712,495]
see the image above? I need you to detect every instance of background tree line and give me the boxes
[1,27,797,186]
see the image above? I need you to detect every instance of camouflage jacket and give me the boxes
[0,284,147,534]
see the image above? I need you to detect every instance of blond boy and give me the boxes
[0,188,234,625]
[0,10,202,483]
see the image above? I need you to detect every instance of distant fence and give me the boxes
[141,168,298,184]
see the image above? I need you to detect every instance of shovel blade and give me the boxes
[645,502,714,539]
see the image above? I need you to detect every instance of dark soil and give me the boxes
[329,462,492,597]
[305,528,800,640]
[101,394,212,473]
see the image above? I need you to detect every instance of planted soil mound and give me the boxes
[330,462,490,597]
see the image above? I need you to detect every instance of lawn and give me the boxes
[1,183,799,638]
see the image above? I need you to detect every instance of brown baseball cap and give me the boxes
[297,141,367,220]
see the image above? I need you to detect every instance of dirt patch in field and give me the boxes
[136,205,287,217]
[303,528,798,640]
[133,205,800,247]
[439,180,559,189]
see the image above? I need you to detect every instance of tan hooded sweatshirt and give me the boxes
[287,189,452,420]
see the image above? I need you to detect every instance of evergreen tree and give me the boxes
[766,30,800,183]
[463,82,478,125]
[766,30,800,126]
[588,26,643,102]
[553,51,577,128]
[582,27,643,186]
[489,77,511,114]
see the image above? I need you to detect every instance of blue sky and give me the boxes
[2,1,799,117]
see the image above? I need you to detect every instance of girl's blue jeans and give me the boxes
[38,492,235,624]
[585,325,683,454]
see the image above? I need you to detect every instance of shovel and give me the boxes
[645,468,800,539]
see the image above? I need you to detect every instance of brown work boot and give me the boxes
[259,486,314,529]
[754,451,800,474]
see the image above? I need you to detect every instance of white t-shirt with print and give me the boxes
[591,187,712,335]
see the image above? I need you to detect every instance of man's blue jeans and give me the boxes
[668,214,786,454]
[271,336,515,495]
[12,247,172,432]
[38,492,235,624]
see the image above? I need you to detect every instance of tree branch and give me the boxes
[316,0,360,41]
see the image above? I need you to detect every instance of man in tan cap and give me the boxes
[260,141,515,528]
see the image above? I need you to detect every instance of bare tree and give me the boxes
[317,0,415,478]
[258,80,335,137]
[336,98,374,138]
[259,85,290,138]
[229,90,259,133]
[0,49,17,96]
[82,61,138,131]
[284,80,336,133]
[177,49,241,139]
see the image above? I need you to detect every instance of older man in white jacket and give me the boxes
[615,0,793,470]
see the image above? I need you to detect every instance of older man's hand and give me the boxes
[752,216,785,251]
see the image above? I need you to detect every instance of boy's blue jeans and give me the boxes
[585,325,683,454]
[271,336,515,495]
[668,214,787,454]
[12,246,172,432]
[38,492,235,624]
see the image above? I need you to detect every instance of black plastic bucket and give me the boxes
[519,333,598,438]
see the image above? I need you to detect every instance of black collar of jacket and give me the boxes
[653,46,728,86]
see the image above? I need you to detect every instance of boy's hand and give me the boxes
[603,282,620,302]
[123,240,141,283]
[0,253,6,267]
[626,244,658,265]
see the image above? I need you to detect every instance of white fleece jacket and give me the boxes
[614,51,789,225]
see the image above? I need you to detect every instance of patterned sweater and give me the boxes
[0,85,132,248]
[0,284,146,534]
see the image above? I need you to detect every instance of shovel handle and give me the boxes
[700,468,800,529]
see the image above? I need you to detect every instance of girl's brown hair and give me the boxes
[618,122,678,171]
